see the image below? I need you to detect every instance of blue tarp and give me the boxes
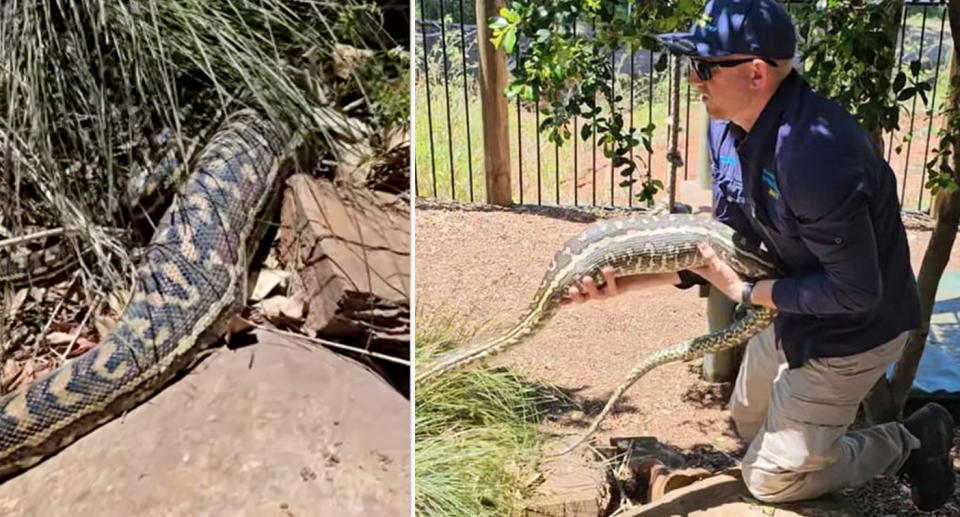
[886,270,960,399]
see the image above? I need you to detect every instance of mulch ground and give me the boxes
[414,199,960,516]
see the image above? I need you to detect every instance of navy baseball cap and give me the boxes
[659,0,796,60]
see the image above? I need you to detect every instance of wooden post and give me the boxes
[475,0,512,205]
[697,105,741,382]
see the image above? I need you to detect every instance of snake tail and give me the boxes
[554,305,777,456]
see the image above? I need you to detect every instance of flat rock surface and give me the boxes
[0,330,410,517]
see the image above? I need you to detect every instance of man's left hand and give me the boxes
[691,242,745,304]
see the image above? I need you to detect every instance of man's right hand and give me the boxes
[563,266,619,305]
[561,269,686,306]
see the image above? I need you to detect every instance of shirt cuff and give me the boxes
[674,270,706,290]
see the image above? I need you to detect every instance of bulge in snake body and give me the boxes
[415,214,777,384]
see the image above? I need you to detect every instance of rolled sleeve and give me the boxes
[772,176,882,315]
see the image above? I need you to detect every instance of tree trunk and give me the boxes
[475,0,512,205]
[862,0,960,424]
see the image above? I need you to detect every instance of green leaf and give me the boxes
[655,52,668,73]
[893,72,906,92]
[897,86,915,101]
[503,29,517,54]
[581,124,592,141]
[491,31,505,50]
[910,59,921,77]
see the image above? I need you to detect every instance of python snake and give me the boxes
[416,214,779,454]
[0,109,302,478]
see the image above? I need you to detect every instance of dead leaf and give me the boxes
[227,315,256,336]
[257,295,306,326]
[2,358,22,390]
[249,268,291,302]
[5,288,28,318]
[28,287,45,303]
[383,125,409,152]
[17,359,39,388]
[94,312,118,338]
[66,338,97,358]
[332,44,375,80]
[46,332,75,346]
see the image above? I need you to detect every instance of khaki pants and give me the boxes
[730,325,921,503]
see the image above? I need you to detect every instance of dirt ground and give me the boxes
[414,196,960,516]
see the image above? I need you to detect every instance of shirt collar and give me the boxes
[729,69,804,155]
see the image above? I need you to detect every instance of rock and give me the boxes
[0,329,410,517]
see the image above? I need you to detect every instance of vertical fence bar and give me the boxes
[516,43,524,205]
[888,1,910,164]
[555,142,560,204]
[684,82,691,180]
[900,4,929,208]
[610,50,616,206]
[458,0,474,202]
[647,51,654,205]
[536,87,542,205]
[919,4,948,212]
[438,0,457,199]
[573,20,579,207]
[629,41,636,206]
[592,24,597,206]
[419,6,438,197]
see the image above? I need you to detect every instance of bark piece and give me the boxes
[278,174,409,357]
[525,447,618,517]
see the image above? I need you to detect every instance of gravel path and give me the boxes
[414,201,960,516]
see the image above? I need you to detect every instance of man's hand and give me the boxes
[563,266,618,305]
[691,242,745,303]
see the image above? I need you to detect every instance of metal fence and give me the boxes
[415,0,954,212]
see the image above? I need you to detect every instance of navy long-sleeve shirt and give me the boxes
[706,70,920,368]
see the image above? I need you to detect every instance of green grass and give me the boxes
[1,0,399,293]
[415,326,550,517]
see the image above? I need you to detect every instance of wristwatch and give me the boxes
[741,281,756,308]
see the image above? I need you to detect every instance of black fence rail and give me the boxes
[415,0,954,212]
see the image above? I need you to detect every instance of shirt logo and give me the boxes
[762,169,781,200]
[719,155,737,167]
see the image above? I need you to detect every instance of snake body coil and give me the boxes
[416,214,779,452]
[0,110,298,478]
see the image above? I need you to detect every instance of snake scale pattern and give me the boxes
[0,109,299,478]
[416,214,779,454]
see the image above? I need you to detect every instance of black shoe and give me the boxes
[899,402,956,511]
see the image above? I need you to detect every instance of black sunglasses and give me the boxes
[689,57,778,81]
